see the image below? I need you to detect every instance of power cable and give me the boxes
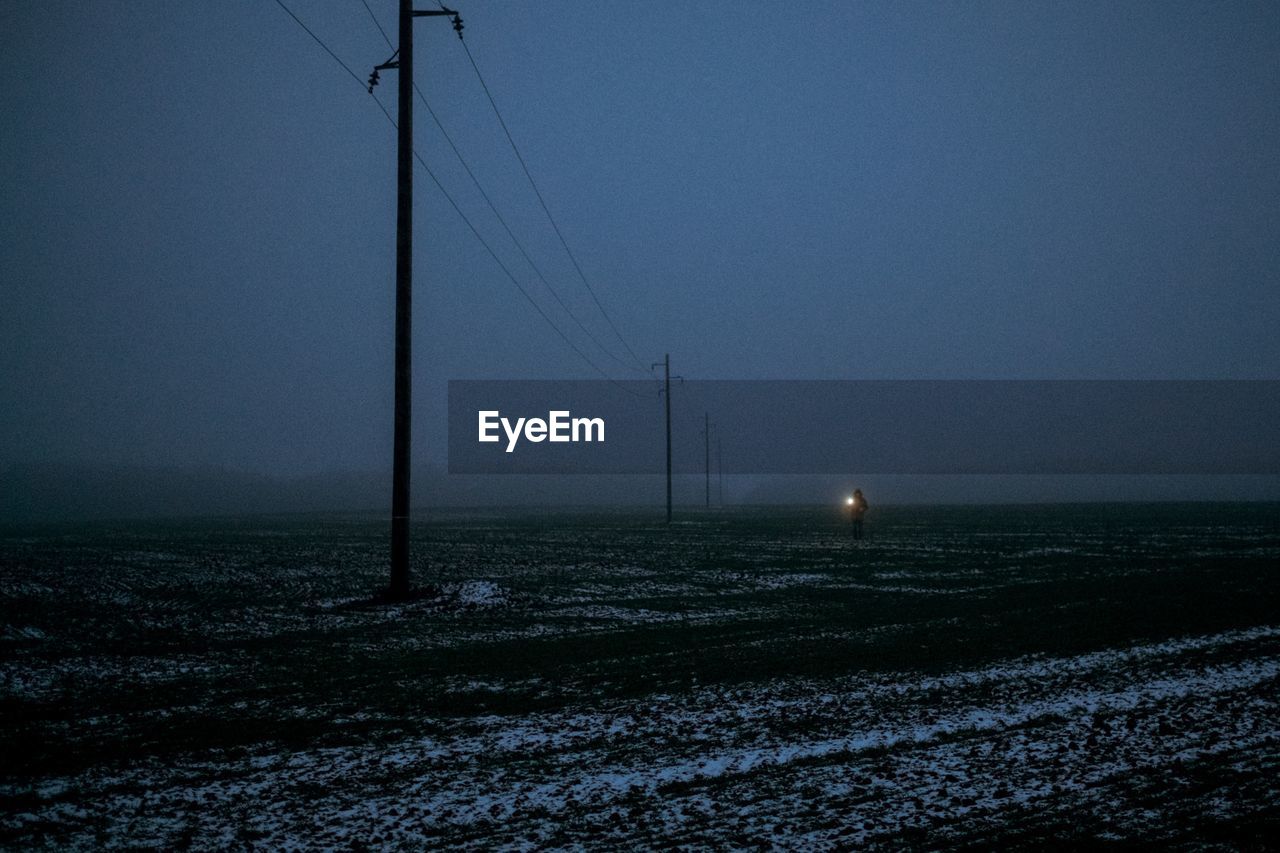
[272,0,648,395]
[358,1,648,376]
[454,33,652,374]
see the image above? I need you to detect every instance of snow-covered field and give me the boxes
[2,503,1278,847]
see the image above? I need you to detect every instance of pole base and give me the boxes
[371,583,441,605]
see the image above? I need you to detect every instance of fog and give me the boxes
[3,1,1278,517]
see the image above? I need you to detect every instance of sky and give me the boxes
[2,0,1279,494]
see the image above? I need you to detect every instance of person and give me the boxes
[851,489,868,540]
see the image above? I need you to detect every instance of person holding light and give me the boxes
[848,489,869,540]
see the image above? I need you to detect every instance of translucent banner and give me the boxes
[447,380,1280,475]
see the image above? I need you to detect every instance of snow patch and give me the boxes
[449,580,507,608]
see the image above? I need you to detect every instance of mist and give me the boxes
[3,1,1279,513]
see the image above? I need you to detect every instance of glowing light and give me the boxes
[845,496,855,506]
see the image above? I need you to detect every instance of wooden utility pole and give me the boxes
[704,413,710,509]
[653,353,676,523]
[387,0,415,599]
[387,2,459,600]
[663,354,672,524]
[717,435,723,505]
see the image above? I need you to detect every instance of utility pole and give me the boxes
[384,2,461,601]
[652,353,681,524]
[717,435,723,506]
[704,413,710,509]
[663,355,672,524]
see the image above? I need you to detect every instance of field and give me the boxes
[2,502,1279,848]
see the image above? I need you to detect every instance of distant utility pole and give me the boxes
[704,413,711,509]
[717,436,723,506]
[652,353,682,524]
[384,1,462,601]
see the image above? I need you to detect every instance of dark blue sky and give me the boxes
[3,1,1278,478]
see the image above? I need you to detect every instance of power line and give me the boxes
[420,92,650,377]
[272,0,366,90]
[357,0,393,46]
[358,1,647,377]
[272,0,646,394]
[370,97,641,391]
[455,36,652,375]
